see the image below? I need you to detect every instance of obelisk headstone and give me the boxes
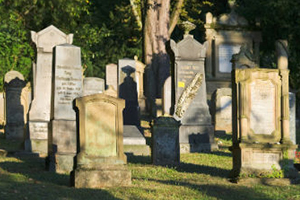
[47,44,82,173]
[26,25,73,155]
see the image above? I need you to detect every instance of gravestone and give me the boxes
[105,63,118,91]
[230,40,297,179]
[4,71,26,140]
[134,56,146,113]
[289,92,296,144]
[169,22,217,153]
[213,88,232,134]
[0,93,4,125]
[204,2,261,98]
[47,44,82,173]
[71,93,131,188]
[27,25,73,155]
[162,76,172,116]
[104,85,118,98]
[83,77,104,96]
[118,58,140,126]
[151,116,180,165]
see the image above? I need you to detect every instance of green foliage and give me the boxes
[265,165,284,178]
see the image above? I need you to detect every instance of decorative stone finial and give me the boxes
[179,21,196,36]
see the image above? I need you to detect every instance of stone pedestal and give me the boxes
[25,122,49,156]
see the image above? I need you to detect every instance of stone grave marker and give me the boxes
[162,76,172,116]
[134,56,146,113]
[213,88,232,134]
[71,93,131,188]
[4,71,26,140]
[106,63,118,91]
[169,22,217,153]
[26,25,73,155]
[118,58,140,126]
[0,93,4,125]
[47,44,82,173]
[289,92,296,144]
[151,116,180,166]
[83,77,104,96]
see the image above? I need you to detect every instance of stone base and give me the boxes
[46,153,76,174]
[24,139,48,156]
[124,145,150,156]
[71,165,131,188]
[179,124,218,153]
[230,143,299,179]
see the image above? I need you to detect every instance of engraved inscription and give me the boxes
[29,123,48,139]
[219,44,241,73]
[250,80,275,135]
[253,152,280,164]
[177,65,200,87]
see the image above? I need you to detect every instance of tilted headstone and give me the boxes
[47,44,83,173]
[162,76,172,116]
[118,58,140,126]
[213,88,232,134]
[71,93,131,188]
[169,23,217,153]
[83,77,104,96]
[105,63,118,91]
[4,71,26,140]
[289,92,296,144]
[151,116,180,166]
[26,25,73,155]
[230,40,297,179]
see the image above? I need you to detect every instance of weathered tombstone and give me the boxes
[151,116,180,165]
[27,25,73,155]
[105,63,118,91]
[0,93,5,125]
[83,77,104,96]
[22,83,32,125]
[104,85,118,98]
[289,92,296,144]
[204,2,261,98]
[71,93,131,188]
[162,76,172,116]
[47,44,82,173]
[230,40,297,179]
[118,58,140,126]
[169,22,217,153]
[213,88,232,134]
[134,56,146,113]
[4,71,26,140]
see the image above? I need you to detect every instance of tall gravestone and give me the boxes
[47,44,83,173]
[289,92,296,144]
[4,71,26,140]
[118,58,140,126]
[26,25,73,155]
[162,76,172,116]
[71,93,131,188]
[230,40,298,179]
[106,63,118,91]
[204,2,261,98]
[83,77,104,96]
[169,22,217,153]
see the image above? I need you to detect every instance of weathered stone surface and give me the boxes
[83,77,104,96]
[213,88,232,133]
[0,93,5,125]
[123,125,146,145]
[151,117,180,165]
[118,58,140,126]
[104,85,118,98]
[71,93,131,188]
[105,63,118,91]
[4,70,26,140]
[289,92,296,144]
[162,76,172,116]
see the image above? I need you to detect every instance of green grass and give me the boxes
[0,130,299,199]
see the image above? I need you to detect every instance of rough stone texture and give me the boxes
[104,86,118,98]
[71,93,131,188]
[204,7,261,98]
[83,77,104,96]
[213,88,232,133]
[169,33,217,153]
[28,25,73,155]
[4,70,26,140]
[118,58,140,126]
[48,44,82,173]
[105,63,118,91]
[231,67,297,179]
[289,92,296,144]
[151,117,180,165]
[162,76,172,116]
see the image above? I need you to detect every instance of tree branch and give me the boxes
[168,0,184,36]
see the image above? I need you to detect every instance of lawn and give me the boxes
[0,129,299,200]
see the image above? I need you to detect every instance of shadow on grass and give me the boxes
[149,179,274,200]
[126,154,151,165]
[202,150,232,157]
[176,162,231,178]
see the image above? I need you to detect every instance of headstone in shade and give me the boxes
[27,25,73,156]
[71,93,131,188]
[118,58,140,126]
[106,63,118,91]
[47,44,83,173]
[83,77,104,96]
[169,30,217,153]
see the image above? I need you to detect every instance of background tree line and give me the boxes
[0,0,299,98]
